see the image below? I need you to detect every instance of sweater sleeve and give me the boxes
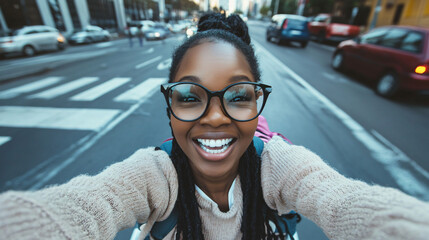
[261,136,429,240]
[0,147,178,240]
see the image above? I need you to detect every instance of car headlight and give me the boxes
[186,29,194,37]
[154,32,161,37]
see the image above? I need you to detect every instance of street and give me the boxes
[0,20,428,240]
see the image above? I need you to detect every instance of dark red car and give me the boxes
[331,25,429,97]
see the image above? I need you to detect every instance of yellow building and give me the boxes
[363,0,429,29]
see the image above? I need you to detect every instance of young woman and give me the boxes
[1,13,429,240]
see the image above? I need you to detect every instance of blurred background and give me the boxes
[0,0,428,239]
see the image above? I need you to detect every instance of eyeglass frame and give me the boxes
[160,81,272,122]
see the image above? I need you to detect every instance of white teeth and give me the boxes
[196,138,233,154]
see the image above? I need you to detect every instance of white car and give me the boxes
[0,25,66,57]
[69,25,111,44]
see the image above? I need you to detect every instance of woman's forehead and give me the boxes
[174,42,254,87]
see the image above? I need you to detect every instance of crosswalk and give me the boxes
[0,76,168,146]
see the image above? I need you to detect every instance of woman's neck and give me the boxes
[193,172,237,212]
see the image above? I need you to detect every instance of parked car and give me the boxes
[308,13,360,43]
[266,14,310,48]
[68,25,111,44]
[125,20,155,36]
[0,25,66,57]
[331,26,429,97]
[145,23,170,40]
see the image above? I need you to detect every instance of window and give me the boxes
[400,31,424,53]
[361,28,388,44]
[24,30,39,35]
[379,28,408,49]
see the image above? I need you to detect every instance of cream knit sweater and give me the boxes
[0,136,428,240]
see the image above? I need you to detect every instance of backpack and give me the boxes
[138,116,300,240]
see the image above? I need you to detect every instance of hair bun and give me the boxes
[197,13,251,45]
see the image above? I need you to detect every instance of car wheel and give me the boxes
[57,43,66,50]
[376,72,399,97]
[23,45,36,57]
[300,41,308,48]
[266,34,271,42]
[332,51,345,71]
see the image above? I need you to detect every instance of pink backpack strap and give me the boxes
[255,115,292,144]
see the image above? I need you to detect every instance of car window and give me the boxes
[314,15,328,22]
[361,28,388,44]
[379,28,408,49]
[24,30,40,35]
[400,31,424,53]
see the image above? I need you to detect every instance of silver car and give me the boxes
[0,25,66,57]
[69,25,111,44]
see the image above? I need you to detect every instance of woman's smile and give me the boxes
[193,135,237,161]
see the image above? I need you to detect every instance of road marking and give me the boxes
[28,77,99,100]
[96,42,113,48]
[135,56,162,69]
[0,77,63,99]
[114,78,167,103]
[143,48,154,54]
[28,78,167,190]
[322,72,347,83]
[254,40,429,198]
[0,136,11,146]
[70,77,131,101]
[0,106,120,131]
[157,58,172,70]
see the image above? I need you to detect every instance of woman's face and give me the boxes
[171,41,258,180]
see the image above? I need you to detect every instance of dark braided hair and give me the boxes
[168,13,287,240]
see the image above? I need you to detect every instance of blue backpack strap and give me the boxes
[160,140,173,156]
[275,210,300,239]
[144,206,178,240]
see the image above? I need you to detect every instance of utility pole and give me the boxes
[369,0,382,30]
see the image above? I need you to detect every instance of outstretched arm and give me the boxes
[262,136,429,240]
[0,148,177,240]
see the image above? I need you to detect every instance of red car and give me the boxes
[308,13,360,43]
[332,25,429,97]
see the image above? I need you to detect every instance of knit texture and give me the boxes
[1,138,429,239]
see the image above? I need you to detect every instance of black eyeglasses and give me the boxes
[161,82,272,122]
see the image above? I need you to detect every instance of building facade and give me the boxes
[0,0,161,36]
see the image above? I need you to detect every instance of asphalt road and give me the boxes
[0,21,428,240]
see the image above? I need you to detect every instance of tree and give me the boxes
[260,4,270,17]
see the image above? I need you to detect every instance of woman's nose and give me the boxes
[199,97,231,127]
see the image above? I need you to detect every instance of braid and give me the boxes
[171,138,204,240]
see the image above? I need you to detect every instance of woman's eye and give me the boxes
[179,96,199,102]
[230,96,250,102]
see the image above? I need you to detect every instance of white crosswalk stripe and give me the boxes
[0,136,11,146]
[0,106,120,131]
[114,78,167,103]
[0,77,63,99]
[70,77,131,101]
[28,77,99,100]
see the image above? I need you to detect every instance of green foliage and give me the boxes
[260,4,270,16]
[234,9,243,14]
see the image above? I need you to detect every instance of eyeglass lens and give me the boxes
[168,83,265,121]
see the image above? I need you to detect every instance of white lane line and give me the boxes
[29,78,168,190]
[96,42,113,48]
[157,58,172,70]
[28,77,99,100]
[70,77,131,101]
[0,136,11,146]
[254,40,429,197]
[114,78,167,103]
[322,72,347,83]
[0,77,63,99]
[135,56,162,69]
[143,47,154,54]
[0,106,120,131]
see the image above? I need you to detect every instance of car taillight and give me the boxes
[415,65,427,74]
[282,19,288,29]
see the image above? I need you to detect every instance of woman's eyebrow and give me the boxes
[229,75,251,82]
[178,76,200,82]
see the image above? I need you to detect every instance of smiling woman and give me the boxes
[1,12,429,240]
